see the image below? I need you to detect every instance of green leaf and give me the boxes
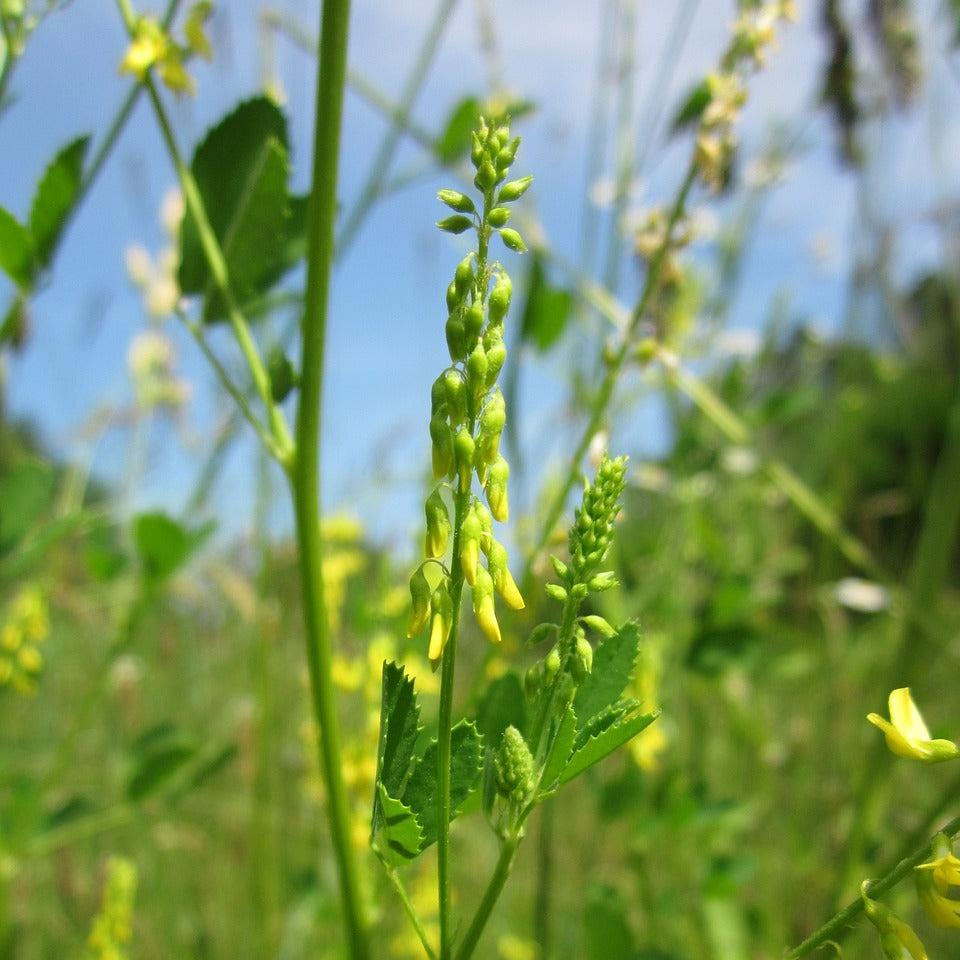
[371,662,421,835]
[0,460,57,555]
[132,512,211,581]
[574,621,641,725]
[29,135,90,271]
[0,294,27,347]
[403,720,483,850]
[374,785,424,864]
[0,208,34,289]
[574,698,639,752]
[178,97,297,322]
[476,671,526,813]
[539,703,576,794]
[519,254,572,352]
[584,884,636,960]
[126,725,197,801]
[434,96,481,163]
[671,79,711,133]
[559,709,660,786]
[0,511,89,583]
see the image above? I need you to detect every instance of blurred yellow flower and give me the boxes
[867,687,959,763]
[915,832,960,929]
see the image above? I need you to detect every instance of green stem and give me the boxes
[289,0,369,957]
[437,485,471,960]
[785,816,960,959]
[376,854,438,960]
[453,832,521,960]
[533,802,555,958]
[522,161,698,589]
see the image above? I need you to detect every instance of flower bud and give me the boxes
[465,300,485,339]
[430,414,453,479]
[485,339,506,387]
[428,582,454,663]
[431,373,448,414]
[486,539,524,610]
[488,207,511,228]
[581,614,616,639]
[587,571,618,592]
[477,390,506,464]
[437,189,475,214]
[571,633,593,682]
[499,228,527,254]
[485,455,510,522]
[488,274,512,324]
[437,214,473,235]
[498,176,533,203]
[466,342,488,403]
[408,567,432,637]
[474,501,494,539]
[442,369,468,426]
[544,647,561,677]
[526,622,557,647]
[470,132,484,166]
[446,281,460,312]
[472,567,501,645]
[446,314,467,362]
[550,556,569,582]
[454,428,476,492]
[455,254,475,295]
[545,584,568,603]
[424,488,451,558]
[494,726,535,804]
[460,504,483,586]
[475,159,497,192]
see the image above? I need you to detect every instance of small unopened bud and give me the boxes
[460,505,483,586]
[488,207,511,228]
[486,540,525,610]
[545,583,568,603]
[498,176,533,203]
[430,414,453,479]
[454,428,476,492]
[446,315,467,362]
[581,614,616,639]
[494,726,535,804]
[442,369,468,426]
[499,228,527,254]
[571,634,593,681]
[488,275,512,324]
[527,622,558,647]
[455,254,475,295]
[438,189,475,214]
[466,342,488,402]
[465,300,485,339]
[428,582,454,663]
[475,159,497,191]
[485,339,506,387]
[437,214,473,235]
[407,567,432,637]
[544,647,561,678]
[446,281,460,312]
[431,374,447,414]
[485,456,510,522]
[549,556,569,582]
[587,571,618,592]
[473,567,501,645]
[424,488,451,558]
[477,390,506,464]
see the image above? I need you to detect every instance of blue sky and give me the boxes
[2,0,958,548]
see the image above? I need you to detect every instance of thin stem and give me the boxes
[290,0,369,957]
[453,832,521,960]
[533,802,555,958]
[376,854,438,960]
[785,816,960,959]
[437,484,471,960]
[335,0,459,255]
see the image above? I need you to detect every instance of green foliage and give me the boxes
[574,621,641,724]
[28,136,89,269]
[559,709,660,785]
[518,254,572,352]
[0,207,33,289]
[435,96,482,163]
[583,884,636,960]
[374,785,423,864]
[132,511,211,582]
[671,78,712,133]
[0,459,56,554]
[126,724,197,801]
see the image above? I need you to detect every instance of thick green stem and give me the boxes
[289,0,369,957]
[453,832,521,960]
[786,816,960,959]
[437,485,471,960]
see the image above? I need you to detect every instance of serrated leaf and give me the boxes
[519,254,572,352]
[0,460,57,555]
[178,97,296,322]
[435,96,481,163]
[539,703,576,794]
[671,79,711,133]
[371,662,421,836]
[0,208,33,289]
[559,708,660,786]
[573,698,639,752]
[374,785,424,864]
[584,884,636,960]
[574,621,641,725]
[29,135,89,271]
[477,671,526,814]
[403,720,482,849]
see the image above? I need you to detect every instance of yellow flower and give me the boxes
[184,1,213,60]
[867,688,959,763]
[915,832,960,929]
[119,19,168,80]
[861,882,928,960]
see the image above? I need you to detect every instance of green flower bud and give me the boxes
[437,188,475,214]
[550,556,570,582]
[498,176,533,203]
[473,567,501,645]
[430,414,453,479]
[446,314,467,362]
[486,539,524,610]
[570,454,628,580]
[484,340,506,387]
[428,581,453,663]
[496,137,520,170]
[466,342,488,403]
[634,337,658,366]
[454,427,476,492]
[465,300,485,339]
[570,582,588,601]
[526,622,558,647]
[455,254,475,295]
[572,634,593,682]
[545,646,561,677]
[485,455,510,522]
[488,274,512,324]
[499,228,527,254]
[475,159,497,191]
[587,571,619,592]
[431,374,447,414]
[474,501,493,538]
[460,504,483,586]
[488,206,511,228]
[477,390,506,464]
[581,614,616,639]
[407,567,432,637]
[442,369,468,426]
[424,487,451,558]
[470,132,485,166]
[437,214,473,235]
[494,726,535,804]
[545,583,568,603]
[446,281,460,312]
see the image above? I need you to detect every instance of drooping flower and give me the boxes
[867,687,959,763]
[915,832,960,929]
[861,882,928,960]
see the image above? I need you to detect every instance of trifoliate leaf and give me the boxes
[371,662,421,835]
[539,703,576,795]
[403,720,483,849]
[559,708,660,785]
[574,621,641,725]
[28,135,90,271]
